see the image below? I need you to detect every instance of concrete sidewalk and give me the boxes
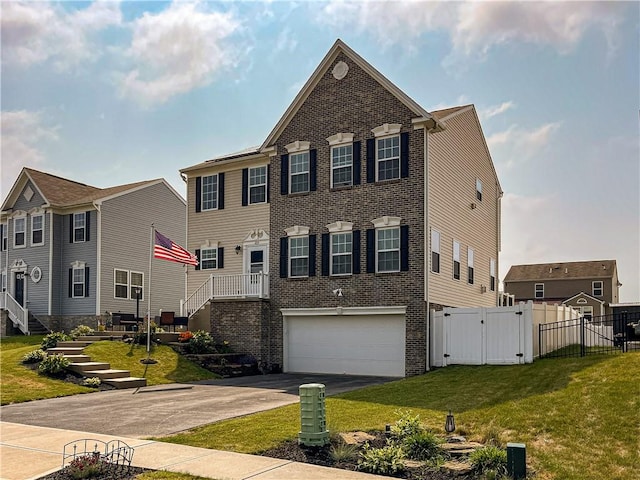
[0,422,389,480]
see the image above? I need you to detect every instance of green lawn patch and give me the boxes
[159,353,640,480]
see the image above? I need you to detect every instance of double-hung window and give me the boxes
[453,240,461,280]
[202,174,218,210]
[14,217,25,247]
[249,166,267,204]
[200,248,218,270]
[331,145,353,187]
[115,269,129,298]
[377,135,400,181]
[490,258,496,291]
[0,223,7,251]
[73,213,86,242]
[476,178,483,201]
[535,283,544,299]
[431,229,440,273]
[72,266,85,298]
[467,247,475,284]
[331,232,352,275]
[31,214,44,246]
[289,152,309,194]
[377,227,400,273]
[289,236,309,277]
[130,272,143,299]
[592,281,603,297]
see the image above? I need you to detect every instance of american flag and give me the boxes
[154,230,198,266]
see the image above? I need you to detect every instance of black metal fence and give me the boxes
[539,311,640,358]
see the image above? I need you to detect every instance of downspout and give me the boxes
[48,210,53,315]
[93,201,102,316]
[181,172,188,317]
[496,186,503,304]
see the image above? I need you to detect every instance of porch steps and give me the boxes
[83,369,131,380]
[27,315,49,335]
[46,347,86,356]
[61,354,92,363]
[102,377,147,389]
[68,361,111,373]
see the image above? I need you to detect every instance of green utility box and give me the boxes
[507,442,526,479]
[298,383,330,447]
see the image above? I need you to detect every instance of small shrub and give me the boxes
[469,445,508,475]
[390,409,423,439]
[41,332,71,350]
[67,453,106,479]
[358,443,405,475]
[186,330,215,354]
[70,325,94,339]
[402,430,442,461]
[38,354,71,376]
[216,340,232,353]
[82,377,102,388]
[21,349,46,364]
[329,442,359,463]
[178,330,194,343]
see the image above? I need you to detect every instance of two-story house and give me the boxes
[503,260,621,318]
[0,167,187,334]
[181,40,502,377]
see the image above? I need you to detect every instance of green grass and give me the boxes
[159,353,640,480]
[0,336,217,405]
[135,472,215,480]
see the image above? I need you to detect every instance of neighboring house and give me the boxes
[0,167,187,334]
[180,39,502,377]
[503,260,621,318]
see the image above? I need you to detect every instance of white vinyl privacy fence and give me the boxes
[430,301,580,367]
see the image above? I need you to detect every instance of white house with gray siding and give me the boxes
[0,168,186,334]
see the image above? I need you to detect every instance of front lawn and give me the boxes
[159,353,640,480]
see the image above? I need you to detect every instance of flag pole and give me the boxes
[147,224,154,354]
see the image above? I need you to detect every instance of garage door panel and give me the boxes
[286,315,405,377]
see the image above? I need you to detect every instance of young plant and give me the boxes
[70,325,94,339]
[21,349,46,364]
[67,453,106,479]
[329,442,359,464]
[41,332,71,350]
[82,377,101,388]
[390,409,423,440]
[186,330,215,354]
[38,354,70,376]
[469,445,508,475]
[402,430,442,461]
[358,442,405,475]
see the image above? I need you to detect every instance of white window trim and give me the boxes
[375,134,401,182]
[476,178,483,201]
[289,235,309,278]
[371,123,402,137]
[130,271,144,300]
[330,143,354,188]
[431,228,441,274]
[467,247,475,285]
[453,240,461,280]
[371,216,401,229]
[330,231,353,276]
[376,226,401,274]
[285,140,310,153]
[1,222,7,251]
[73,212,86,243]
[535,283,544,299]
[1,269,6,292]
[289,150,310,194]
[490,258,496,291]
[13,214,26,249]
[71,261,86,298]
[201,174,219,211]
[592,281,603,297]
[31,213,44,247]
[114,269,129,299]
[326,132,354,146]
[200,247,218,270]
[248,165,268,205]
[326,221,353,233]
[285,225,310,237]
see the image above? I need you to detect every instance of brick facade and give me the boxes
[268,52,428,375]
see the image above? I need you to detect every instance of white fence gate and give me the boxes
[431,303,534,367]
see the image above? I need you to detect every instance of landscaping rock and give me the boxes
[441,460,473,476]
[441,441,484,457]
[445,435,467,443]
[339,431,376,445]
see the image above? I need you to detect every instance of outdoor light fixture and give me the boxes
[445,411,456,434]
[235,245,241,254]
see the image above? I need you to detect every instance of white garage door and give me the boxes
[285,314,406,377]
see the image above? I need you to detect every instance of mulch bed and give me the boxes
[37,465,151,480]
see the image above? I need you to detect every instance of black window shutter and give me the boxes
[85,211,90,242]
[241,168,248,206]
[321,233,330,276]
[195,177,202,213]
[366,228,375,273]
[218,247,224,269]
[69,214,74,243]
[267,164,271,203]
[309,234,317,276]
[400,132,409,178]
[84,266,90,297]
[218,172,225,209]
[366,138,375,183]
[279,237,288,278]
[353,141,361,185]
[68,269,73,297]
[310,149,317,191]
[353,230,361,274]
[280,154,289,195]
[401,225,409,271]
[195,249,201,271]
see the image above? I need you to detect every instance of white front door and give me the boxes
[245,245,268,274]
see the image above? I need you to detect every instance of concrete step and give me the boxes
[46,347,85,355]
[62,354,91,363]
[76,335,126,341]
[68,362,110,373]
[83,369,131,380]
[57,341,93,348]
[103,377,147,389]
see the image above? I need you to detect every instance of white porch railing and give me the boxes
[1,292,29,335]
[182,272,269,318]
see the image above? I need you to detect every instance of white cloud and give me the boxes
[0,1,122,71]
[117,2,243,106]
[480,101,516,120]
[1,111,59,201]
[487,122,561,168]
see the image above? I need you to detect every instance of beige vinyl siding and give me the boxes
[186,157,270,296]
[428,107,500,308]
[100,182,186,317]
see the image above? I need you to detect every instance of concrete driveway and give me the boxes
[0,374,394,438]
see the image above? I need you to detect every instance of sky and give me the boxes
[1,0,638,301]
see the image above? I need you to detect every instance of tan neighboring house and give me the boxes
[503,260,621,318]
[179,39,502,376]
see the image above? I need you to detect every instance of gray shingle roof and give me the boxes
[504,260,617,282]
